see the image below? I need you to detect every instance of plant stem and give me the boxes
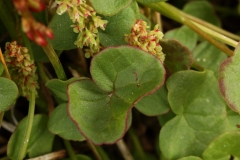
[95,146,111,160]
[17,89,35,160]
[42,43,67,80]
[0,112,4,129]
[0,0,18,40]
[182,19,233,56]
[128,129,146,160]
[86,140,102,160]
[37,63,50,83]
[141,2,234,56]
[190,22,238,47]
[116,139,134,160]
[183,13,240,41]
[0,49,11,79]
[191,62,204,71]
[63,140,77,160]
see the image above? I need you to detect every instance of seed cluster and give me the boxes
[125,20,165,61]
[4,41,38,98]
[55,0,107,57]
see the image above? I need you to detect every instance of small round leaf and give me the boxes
[0,77,18,112]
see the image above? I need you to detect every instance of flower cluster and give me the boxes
[125,20,165,61]
[13,0,54,46]
[55,0,107,57]
[4,41,39,98]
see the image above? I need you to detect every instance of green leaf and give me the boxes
[48,12,77,50]
[135,86,170,116]
[136,0,166,3]
[178,156,202,160]
[193,41,227,77]
[164,26,198,51]
[68,46,165,144]
[0,62,3,76]
[183,1,221,27]
[202,132,240,159]
[8,114,55,159]
[99,1,140,47]
[48,103,85,141]
[219,43,240,113]
[160,39,193,74]
[157,110,175,127]
[0,77,18,113]
[160,70,227,159]
[90,0,132,16]
[46,77,84,101]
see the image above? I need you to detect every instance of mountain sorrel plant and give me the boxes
[0,0,240,159]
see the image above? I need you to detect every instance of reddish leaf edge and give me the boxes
[218,42,240,113]
[160,39,194,75]
[67,45,166,145]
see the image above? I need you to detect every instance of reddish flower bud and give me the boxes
[28,0,45,12]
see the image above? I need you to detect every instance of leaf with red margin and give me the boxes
[67,46,165,144]
[160,39,193,75]
[219,42,240,113]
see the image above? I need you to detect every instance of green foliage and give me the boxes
[219,43,240,113]
[193,41,227,77]
[1,0,239,159]
[90,0,132,16]
[0,77,18,113]
[99,1,140,47]
[46,77,84,101]
[202,132,240,159]
[48,103,85,141]
[183,1,221,27]
[136,0,166,3]
[160,39,193,74]
[160,70,239,159]
[164,26,198,51]
[67,46,165,144]
[135,86,170,116]
[48,12,78,50]
[7,115,55,159]
[178,156,202,160]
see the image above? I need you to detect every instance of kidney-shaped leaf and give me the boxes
[219,43,240,113]
[99,1,140,47]
[67,46,165,144]
[160,39,193,74]
[160,70,227,159]
[90,0,132,16]
[202,132,240,159]
[46,77,84,101]
[48,12,77,50]
[48,103,85,141]
[0,77,18,113]
[135,85,170,116]
[8,114,55,159]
